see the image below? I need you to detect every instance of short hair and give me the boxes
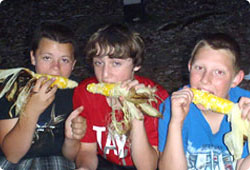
[30,21,78,59]
[85,24,145,67]
[190,33,241,73]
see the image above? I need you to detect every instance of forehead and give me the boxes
[36,38,74,56]
[193,46,235,68]
[94,55,133,62]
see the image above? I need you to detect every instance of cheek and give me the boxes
[60,65,74,77]
[189,72,200,84]
[34,63,49,74]
[115,70,133,81]
[93,67,102,80]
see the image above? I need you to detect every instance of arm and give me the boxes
[75,142,98,170]
[63,106,86,160]
[120,79,161,170]
[0,77,57,163]
[130,119,159,170]
[158,87,193,170]
[237,156,250,170]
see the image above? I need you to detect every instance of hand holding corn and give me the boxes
[191,88,250,160]
[0,67,78,117]
[87,82,161,135]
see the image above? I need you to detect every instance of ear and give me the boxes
[188,60,192,72]
[133,66,141,72]
[231,70,244,88]
[30,51,36,66]
[72,59,77,70]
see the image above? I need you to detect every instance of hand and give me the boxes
[120,79,145,120]
[238,97,250,121]
[65,106,86,140]
[24,77,57,116]
[120,79,145,91]
[171,86,193,124]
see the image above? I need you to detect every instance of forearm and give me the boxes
[130,120,158,170]
[62,138,80,161]
[1,113,39,163]
[237,156,250,170]
[158,122,187,170]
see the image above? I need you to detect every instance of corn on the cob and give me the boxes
[0,67,78,117]
[33,73,78,89]
[87,82,161,136]
[87,83,122,97]
[191,88,234,114]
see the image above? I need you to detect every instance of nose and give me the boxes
[52,60,60,69]
[102,63,110,80]
[50,60,60,75]
[200,70,211,84]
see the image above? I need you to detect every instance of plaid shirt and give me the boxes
[0,156,75,170]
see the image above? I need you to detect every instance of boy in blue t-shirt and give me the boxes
[158,33,250,170]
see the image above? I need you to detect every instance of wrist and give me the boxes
[169,120,183,130]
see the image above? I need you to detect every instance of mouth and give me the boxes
[197,88,214,95]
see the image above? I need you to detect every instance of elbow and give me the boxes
[5,154,22,164]
[1,146,28,164]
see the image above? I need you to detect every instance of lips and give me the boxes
[197,87,214,95]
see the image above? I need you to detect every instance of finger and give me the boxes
[241,103,250,120]
[72,133,84,140]
[39,77,56,93]
[128,80,140,89]
[65,106,84,139]
[72,116,86,124]
[46,85,58,96]
[32,77,47,92]
[71,127,85,135]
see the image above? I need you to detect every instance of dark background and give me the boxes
[0,0,250,93]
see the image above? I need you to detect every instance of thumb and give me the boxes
[67,106,84,122]
[65,106,84,139]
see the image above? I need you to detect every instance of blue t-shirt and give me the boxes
[158,86,250,170]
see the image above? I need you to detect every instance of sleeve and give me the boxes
[241,142,249,158]
[158,97,171,152]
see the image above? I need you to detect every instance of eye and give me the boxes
[193,65,203,71]
[61,58,70,63]
[42,55,51,61]
[214,69,225,76]
[93,60,103,66]
[112,61,121,67]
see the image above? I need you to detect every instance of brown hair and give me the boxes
[190,33,241,73]
[85,24,144,67]
[31,21,79,59]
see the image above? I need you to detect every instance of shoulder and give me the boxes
[229,86,250,102]
[73,77,99,103]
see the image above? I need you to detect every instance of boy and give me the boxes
[0,22,86,169]
[73,24,169,170]
[158,33,250,170]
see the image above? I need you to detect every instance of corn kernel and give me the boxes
[87,83,117,96]
[191,88,234,114]
[34,74,78,89]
